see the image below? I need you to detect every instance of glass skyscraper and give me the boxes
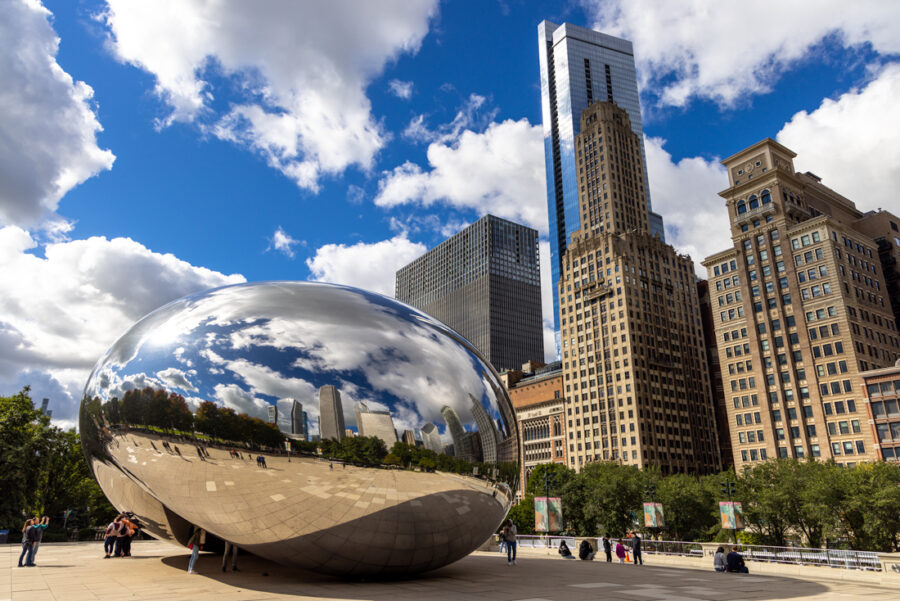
[538,21,664,332]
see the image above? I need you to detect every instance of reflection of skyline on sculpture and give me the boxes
[80,282,520,577]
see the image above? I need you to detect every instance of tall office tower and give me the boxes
[401,429,417,446]
[702,138,900,471]
[539,20,665,335]
[267,405,278,425]
[698,280,733,467]
[318,385,345,442]
[420,422,443,454]
[395,214,542,371]
[851,213,900,328]
[469,395,499,463]
[440,405,474,461]
[559,101,720,475]
[355,402,399,448]
[290,399,303,437]
[301,411,309,441]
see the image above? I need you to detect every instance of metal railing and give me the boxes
[510,536,883,571]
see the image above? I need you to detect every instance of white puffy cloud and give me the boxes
[388,79,414,100]
[306,236,427,296]
[376,118,548,234]
[267,226,302,258]
[643,136,729,266]
[213,383,269,420]
[156,367,197,392]
[585,0,900,107]
[0,0,115,227]
[0,226,244,423]
[101,0,436,190]
[776,64,900,210]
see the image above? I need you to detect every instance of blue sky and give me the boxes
[2,0,899,425]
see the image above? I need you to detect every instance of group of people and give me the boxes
[186,526,241,575]
[17,516,50,567]
[714,546,749,573]
[255,454,267,468]
[557,534,642,564]
[102,514,141,558]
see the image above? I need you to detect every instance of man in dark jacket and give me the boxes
[726,547,749,573]
[631,533,643,565]
[602,534,612,562]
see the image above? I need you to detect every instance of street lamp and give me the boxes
[721,478,738,545]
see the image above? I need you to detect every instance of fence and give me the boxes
[512,536,882,571]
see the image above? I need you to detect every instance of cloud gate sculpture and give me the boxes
[80,282,519,577]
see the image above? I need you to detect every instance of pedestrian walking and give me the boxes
[29,516,49,564]
[221,541,240,572]
[187,527,205,574]
[615,540,626,563]
[17,519,35,567]
[502,519,518,565]
[602,534,612,562]
[196,446,205,461]
[631,533,643,565]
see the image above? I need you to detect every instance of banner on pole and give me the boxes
[719,501,744,529]
[643,502,665,528]
[534,496,563,533]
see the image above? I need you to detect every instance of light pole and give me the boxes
[543,469,558,552]
[721,478,738,545]
[644,482,657,539]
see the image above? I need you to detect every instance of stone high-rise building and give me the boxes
[702,138,900,470]
[501,361,567,497]
[395,214,542,371]
[318,385,345,442]
[860,360,900,462]
[558,101,720,475]
[538,21,665,334]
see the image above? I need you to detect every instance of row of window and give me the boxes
[735,190,772,214]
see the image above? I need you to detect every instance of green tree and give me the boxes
[506,495,535,535]
[655,473,717,541]
[525,462,573,497]
[0,387,49,527]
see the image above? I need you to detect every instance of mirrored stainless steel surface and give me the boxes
[80,282,519,577]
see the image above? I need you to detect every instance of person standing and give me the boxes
[502,519,517,566]
[221,541,239,572]
[714,546,727,572]
[17,519,35,567]
[602,534,612,562]
[29,516,49,564]
[631,533,643,565]
[103,517,119,558]
[120,515,138,557]
[615,540,627,563]
[187,527,205,574]
[113,515,129,557]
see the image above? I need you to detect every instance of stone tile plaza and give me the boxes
[4,540,900,601]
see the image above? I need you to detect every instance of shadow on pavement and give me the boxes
[160,550,833,600]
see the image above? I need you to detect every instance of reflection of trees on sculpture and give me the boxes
[193,401,284,449]
[84,386,285,450]
[386,441,518,484]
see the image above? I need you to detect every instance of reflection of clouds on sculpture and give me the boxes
[83,282,513,444]
[213,382,269,420]
[156,367,197,392]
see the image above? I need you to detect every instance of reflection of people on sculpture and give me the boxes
[222,541,239,572]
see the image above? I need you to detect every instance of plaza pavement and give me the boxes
[3,539,898,601]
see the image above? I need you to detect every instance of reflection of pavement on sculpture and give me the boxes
[102,431,508,575]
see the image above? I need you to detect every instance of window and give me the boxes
[737,200,747,214]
